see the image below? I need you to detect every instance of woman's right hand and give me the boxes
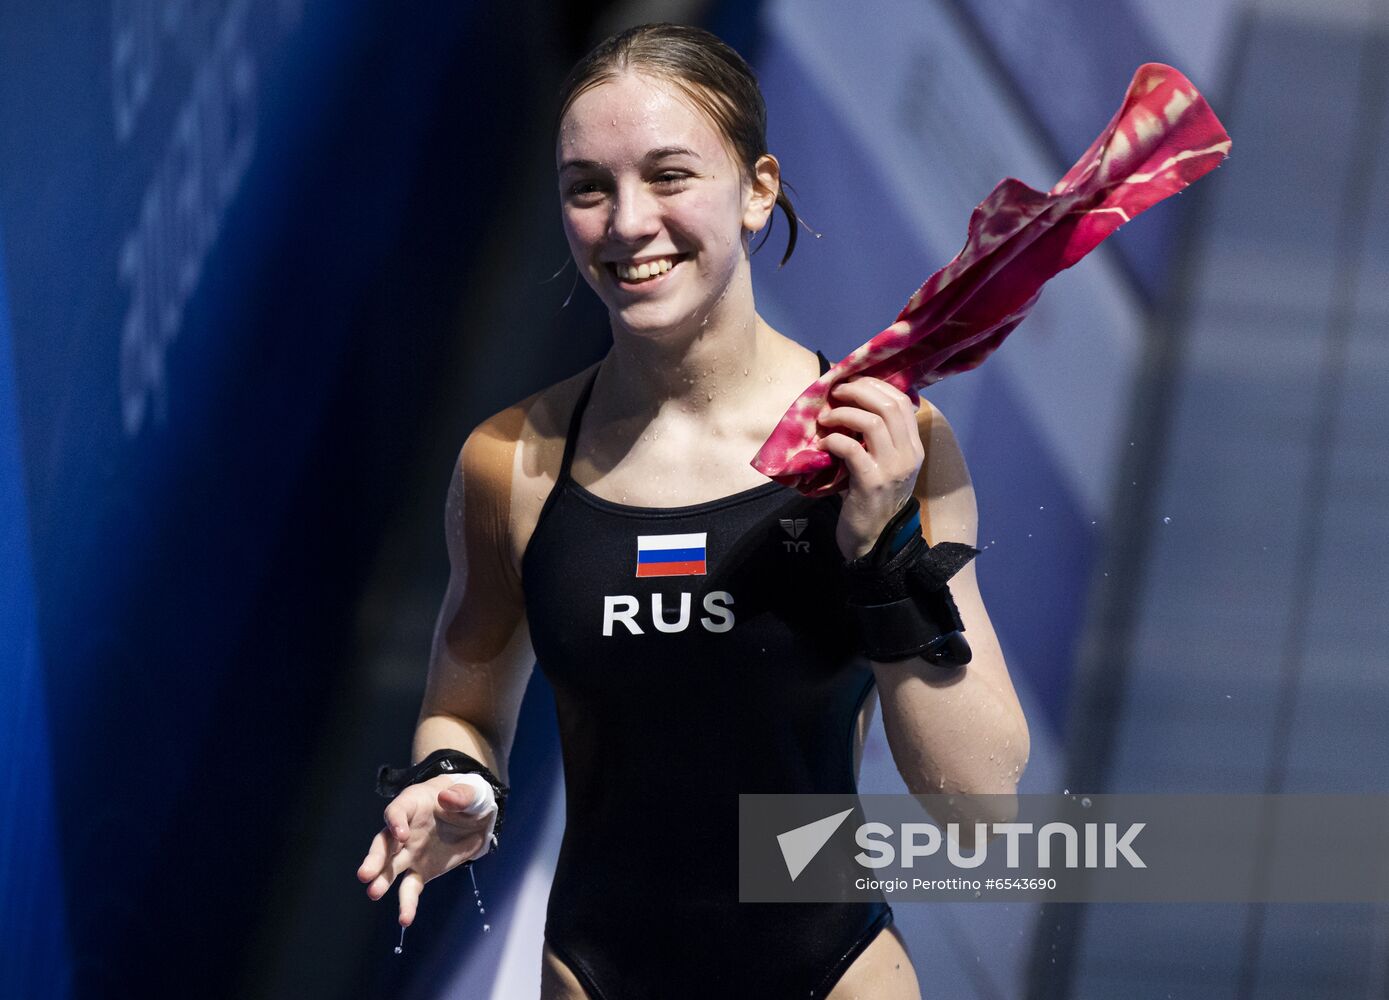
[356,774,497,927]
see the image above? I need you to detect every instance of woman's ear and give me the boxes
[743,153,781,233]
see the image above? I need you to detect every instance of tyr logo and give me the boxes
[780,517,810,553]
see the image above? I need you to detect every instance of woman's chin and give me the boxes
[608,300,703,337]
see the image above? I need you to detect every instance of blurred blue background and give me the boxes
[2,1,1386,997]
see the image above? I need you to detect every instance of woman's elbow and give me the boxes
[964,714,1030,796]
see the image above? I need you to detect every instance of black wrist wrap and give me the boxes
[375,748,510,847]
[842,500,980,665]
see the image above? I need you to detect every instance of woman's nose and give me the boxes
[608,183,660,243]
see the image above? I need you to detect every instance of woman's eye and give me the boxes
[565,178,608,199]
[652,172,689,187]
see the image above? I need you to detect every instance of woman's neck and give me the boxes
[600,273,785,419]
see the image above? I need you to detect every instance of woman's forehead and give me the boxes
[556,72,728,166]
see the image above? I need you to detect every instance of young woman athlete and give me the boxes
[357,23,1030,999]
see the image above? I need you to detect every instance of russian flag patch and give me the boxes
[635,532,707,577]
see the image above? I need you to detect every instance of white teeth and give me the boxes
[616,257,676,281]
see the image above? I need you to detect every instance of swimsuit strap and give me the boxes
[558,348,830,483]
[557,362,602,484]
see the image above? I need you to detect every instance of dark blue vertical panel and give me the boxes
[0,3,520,994]
[0,229,72,999]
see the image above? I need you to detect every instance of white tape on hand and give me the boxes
[446,773,499,857]
[446,773,495,816]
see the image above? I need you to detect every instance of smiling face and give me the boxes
[556,71,775,339]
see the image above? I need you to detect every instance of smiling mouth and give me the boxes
[608,254,689,288]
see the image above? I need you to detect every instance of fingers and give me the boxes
[826,378,920,456]
[398,870,425,927]
[382,794,418,844]
[366,844,413,901]
[362,793,421,887]
[818,431,876,482]
[358,822,402,877]
[818,404,894,458]
[838,374,917,414]
[361,837,383,879]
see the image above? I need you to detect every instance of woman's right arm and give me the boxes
[358,415,536,926]
[415,418,535,779]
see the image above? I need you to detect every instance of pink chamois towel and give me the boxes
[751,62,1232,498]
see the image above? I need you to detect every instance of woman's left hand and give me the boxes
[816,376,925,562]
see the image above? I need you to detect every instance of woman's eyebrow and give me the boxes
[645,145,700,162]
[558,147,701,173]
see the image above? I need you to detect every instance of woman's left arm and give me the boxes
[819,378,1030,796]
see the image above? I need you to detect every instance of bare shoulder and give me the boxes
[460,361,601,580]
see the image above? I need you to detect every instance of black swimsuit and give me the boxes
[521,350,893,999]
